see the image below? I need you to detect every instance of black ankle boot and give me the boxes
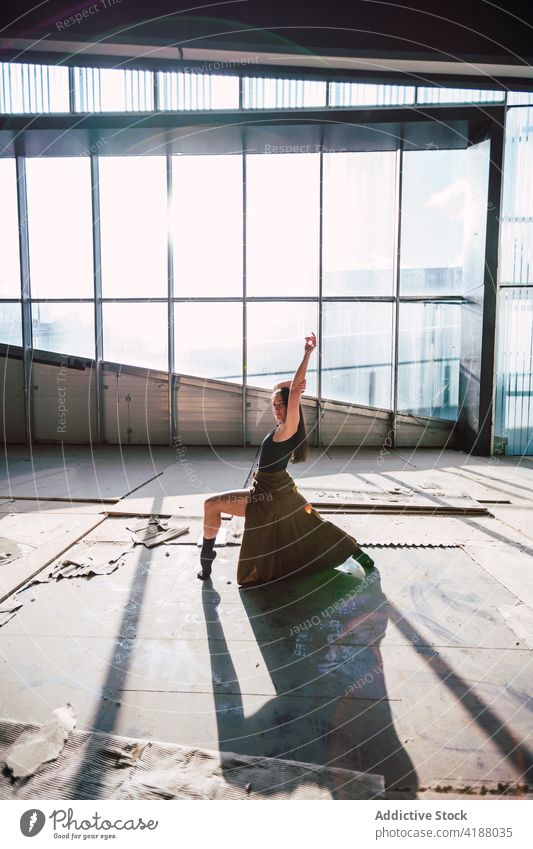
[197,550,216,580]
[197,537,217,580]
[351,546,375,571]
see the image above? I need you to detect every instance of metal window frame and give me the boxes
[2,103,504,450]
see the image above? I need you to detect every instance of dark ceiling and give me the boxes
[1,0,532,65]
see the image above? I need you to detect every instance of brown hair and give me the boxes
[272,387,309,463]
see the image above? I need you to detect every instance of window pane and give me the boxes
[73,67,153,112]
[174,302,242,381]
[494,287,533,455]
[158,72,239,110]
[400,150,467,295]
[398,303,460,419]
[323,152,396,296]
[103,303,167,371]
[417,87,504,104]
[99,157,168,298]
[322,302,393,408]
[0,62,70,113]
[246,154,319,296]
[32,303,94,358]
[26,158,94,298]
[0,302,22,346]
[329,81,415,107]
[246,302,318,393]
[171,156,242,296]
[500,106,533,284]
[0,159,21,297]
[243,77,327,109]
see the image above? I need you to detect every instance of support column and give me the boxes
[15,152,33,445]
[457,113,504,455]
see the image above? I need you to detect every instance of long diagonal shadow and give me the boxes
[71,545,156,799]
[202,568,419,798]
[388,600,533,786]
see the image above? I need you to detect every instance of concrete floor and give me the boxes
[1,445,532,799]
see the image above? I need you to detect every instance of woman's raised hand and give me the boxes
[304,331,317,354]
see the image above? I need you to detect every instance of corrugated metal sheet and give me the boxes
[499,106,533,285]
[73,67,154,112]
[0,62,69,113]
[177,376,243,445]
[329,82,415,108]
[494,104,533,455]
[507,92,533,106]
[103,368,169,445]
[157,72,239,110]
[0,357,25,442]
[395,414,455,449]
[32,361,97,443]
[417,86,505,104]
[243,77,327,109]
[319,400,389,448]
[494,287,533,456]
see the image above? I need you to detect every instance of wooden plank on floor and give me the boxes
[0,514,107,603]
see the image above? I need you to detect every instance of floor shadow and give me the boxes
[202,566,419,799]
[69,544,158,799]
[388,600,533,787]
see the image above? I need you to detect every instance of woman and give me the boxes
[198,331,374,583]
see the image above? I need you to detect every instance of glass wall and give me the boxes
[99,156,167,298]
[26,157,94,299]
[400,149,466,296]
[322,303,393,408]
[323,152,396,296]
[246,302,318,394]
[398,303,461,419]
[32,302,94,359]
[0,158,22,346]
[171,155,242,296]
[174,302,242,381]
[0,158,21,298]
[0,144,493,435]
[246,154,320,297]
[103,303,167,371]
[0,302,22,347]
[494,106,533,455]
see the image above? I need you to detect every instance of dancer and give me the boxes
[198,331,374,583]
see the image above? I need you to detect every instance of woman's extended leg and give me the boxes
[198,489,251,580]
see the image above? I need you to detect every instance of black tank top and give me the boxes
[258,427,300,472]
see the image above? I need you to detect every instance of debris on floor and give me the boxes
[5,704,77,779]
[0,601,23,628]
[23,546,133,588]
[0,537,22,564]
[103,740,150,769]
[0,718,384,800]
[127,516,190,548]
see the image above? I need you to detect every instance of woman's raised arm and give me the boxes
[277,332,317,437]
[290,332,316,389]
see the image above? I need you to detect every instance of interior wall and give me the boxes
[32,361,97,443]
[0,356,25,443]
[103,368,169,445]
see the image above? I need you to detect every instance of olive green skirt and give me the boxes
[237,468,359,586]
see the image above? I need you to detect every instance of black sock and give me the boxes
[201,536,216,555]
[199,536,217,575]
